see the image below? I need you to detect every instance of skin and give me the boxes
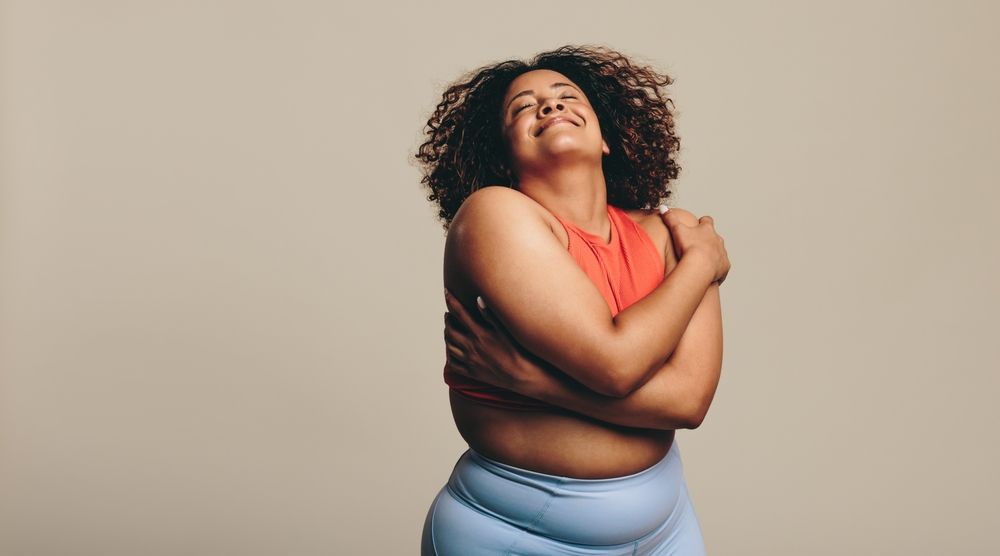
[441,69,727,478]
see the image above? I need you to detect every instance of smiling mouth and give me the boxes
[535,118,578,137]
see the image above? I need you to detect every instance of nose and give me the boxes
[539,97,565,115]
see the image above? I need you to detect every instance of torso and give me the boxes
[447,200,679,479]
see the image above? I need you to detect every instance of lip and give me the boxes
[535,116,578,137]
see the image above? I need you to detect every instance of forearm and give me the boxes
[526,359,701,430]
[603,253,716,395]
[527,283,723,430]
[452,191,719,398]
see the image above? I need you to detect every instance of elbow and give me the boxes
[592,375,633,398]
[649,401,707,431]
[681,406,708,429]
[577,350,640,398]
[680,391,716,429]
[602,380,634,399]
[601,362,653,398]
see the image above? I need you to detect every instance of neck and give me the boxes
[514,162,610,236]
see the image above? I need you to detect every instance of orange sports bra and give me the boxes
[443,203,665,411]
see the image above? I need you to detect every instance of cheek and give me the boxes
[505,125,533,151]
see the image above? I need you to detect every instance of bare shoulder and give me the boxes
[663,207,699,225]
[622,206,695,242]
[450,185,566,247]
[443,187,554,305]
[623,206,698,269]
[451,186,545,231]
[623,208,665,243]
[623,206,698,229]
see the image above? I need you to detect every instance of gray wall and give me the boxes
[1,1,997,554]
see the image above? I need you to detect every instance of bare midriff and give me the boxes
[450,391,673,479]
[444,204,675,479]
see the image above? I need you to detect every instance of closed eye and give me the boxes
[513,95,578,115]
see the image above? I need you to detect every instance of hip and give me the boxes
[422,441,705,555]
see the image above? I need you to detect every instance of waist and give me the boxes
[450,389,673,478]
[447,442,687,546]
[444,369,552,410]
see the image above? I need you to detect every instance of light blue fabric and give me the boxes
[421,441,706,555]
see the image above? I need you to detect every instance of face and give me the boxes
[500,69,610,176]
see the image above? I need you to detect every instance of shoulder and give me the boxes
[639,206,700,239]
[622,206,698,267]
[622,206,698,243]
[662,206,698,226]
[623,206,698,228]
[450,186,565,246]
[452,185,540,225]
[442,188,581,300]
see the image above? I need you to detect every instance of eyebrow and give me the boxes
[505,82,579,113]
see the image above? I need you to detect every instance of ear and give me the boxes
[601,139,610,155]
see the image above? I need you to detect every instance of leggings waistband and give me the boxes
[447,442,686,546]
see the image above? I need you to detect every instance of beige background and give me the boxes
[1,1,997,554]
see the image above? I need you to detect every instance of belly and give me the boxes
[449,390,674,479]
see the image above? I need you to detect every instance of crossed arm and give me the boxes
[444,186,719,400]
[443,194,724,431]
[445,281,722,430]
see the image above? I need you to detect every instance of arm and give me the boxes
[445,271,723,430]
[519,283,722,430]
[446,186,719,397]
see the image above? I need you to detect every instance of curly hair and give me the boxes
[414,45,682,231]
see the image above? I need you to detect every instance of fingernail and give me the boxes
[658,204,670,214]
[476,296,486,311]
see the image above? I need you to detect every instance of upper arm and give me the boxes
[660,207,723,417]
[444,187,624,395]
[630,206,698,276]
[656,207,698,274]
[655,206,722,369]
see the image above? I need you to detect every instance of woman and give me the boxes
[415,45,729,555]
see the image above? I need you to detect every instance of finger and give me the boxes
[444,314,471,344]
[473,295,493,327]
[444,290,477,326]
[445,349,471,374]
[479,305,518,342]
[444,326,473,365]
[658,206,674,225]
[445,310,472,335]
[478,306,497,329]
[451,305,486,336]
[698,215,714,227]
[660,209,691,229]
[445,340,466,362]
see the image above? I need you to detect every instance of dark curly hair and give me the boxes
[414,44,681,231]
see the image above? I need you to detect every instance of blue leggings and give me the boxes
[421,441,706,555]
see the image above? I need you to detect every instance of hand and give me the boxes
[658,206,730,286]
[443,289,550,396]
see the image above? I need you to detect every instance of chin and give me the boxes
[540,135,588,152]
[542,142,602,160]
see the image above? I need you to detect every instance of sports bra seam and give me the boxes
[617,209,666,276]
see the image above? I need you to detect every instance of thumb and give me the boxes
[659,208,689,233]
[658,205,679,228]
